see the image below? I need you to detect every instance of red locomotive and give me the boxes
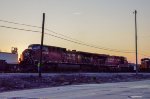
[19,44,129,72]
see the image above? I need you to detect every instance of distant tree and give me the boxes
[11,47,18,54]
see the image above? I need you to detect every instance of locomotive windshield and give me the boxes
[28,45,40,50]
[28,44,49,52]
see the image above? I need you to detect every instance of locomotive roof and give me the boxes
[0,52,17,55]
[28,44,66,50]
[77,51,109,57]
[141,58,150,61]
[107,55,126,58]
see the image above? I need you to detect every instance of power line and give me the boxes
[45,33,134,53]
[0,19,83,43]
[0,19,134,52]
[0,25,40,33]
[0,25,133,54]
[0,19,41,28]
[138,53,150,57]
[0,25,135,53]
[1,19,150,61]
[46,29,134,52]
[1,25,150,57]
[45,29,84,43]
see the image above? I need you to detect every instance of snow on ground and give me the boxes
[0,73,150,92]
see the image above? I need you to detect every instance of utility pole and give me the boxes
[134,10,138,75]
[39,13,45,77]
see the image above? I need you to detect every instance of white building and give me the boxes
[0,52,18,64]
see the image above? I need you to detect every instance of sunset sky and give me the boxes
[0,0,150,63]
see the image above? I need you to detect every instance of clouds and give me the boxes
[72,12,82,15]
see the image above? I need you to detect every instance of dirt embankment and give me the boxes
[0,73,150,92]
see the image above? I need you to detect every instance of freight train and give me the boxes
[18,44,132,72]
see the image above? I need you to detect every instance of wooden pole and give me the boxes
[134,10,138,75]
[39,13,45,77]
